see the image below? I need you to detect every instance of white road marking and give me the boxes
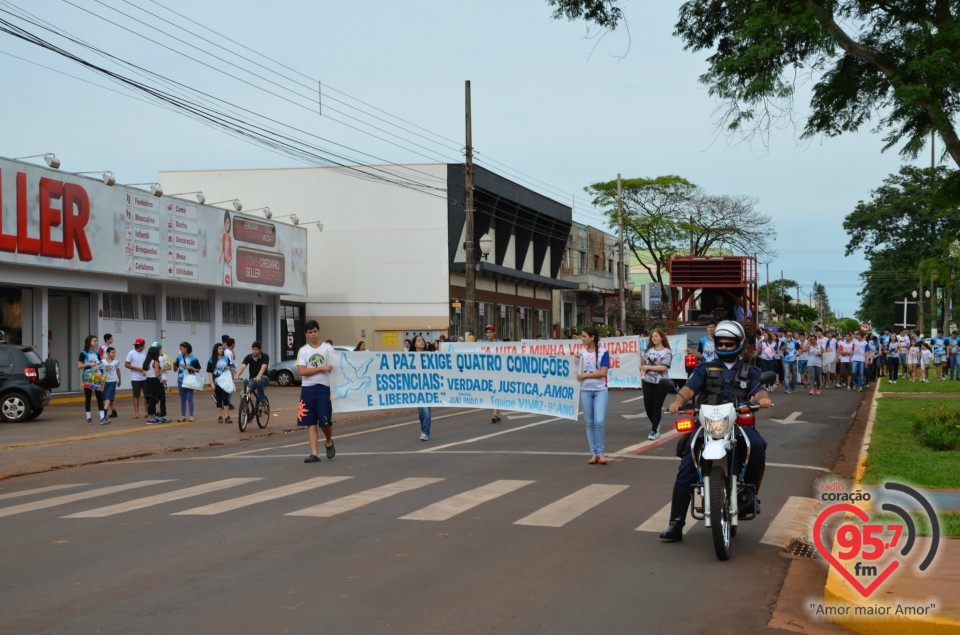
[286,477,443,518]
[771,411,807,424]
[0,483,87,501]
[173,476,352,515]
[62,478,260,518]
[514,484,629,527]
[623,396,644,403]
[621,413,647,420]
[505,413,539,420]
[400,479,535,521]
[611,429,679,456]
[422,417,564,452]
[0,481,171,519]
[759,496,822,548]
[636,501,697,534]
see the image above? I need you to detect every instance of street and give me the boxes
[0,386,863,634]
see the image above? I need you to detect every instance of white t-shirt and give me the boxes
[851,340,868,362]
[298,342,335,387]
[125,348,147,381]
[102,359,121,383]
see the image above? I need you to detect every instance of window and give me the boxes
[594,255,600,270]
[141,295,156,321]
[103,293,139,320]
[223,301,253,326]
[165,297,211,323]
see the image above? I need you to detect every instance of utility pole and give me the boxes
[765,262,770,324]
[464,81,477,340]
[617,174,625,333]
[780,270,785,320]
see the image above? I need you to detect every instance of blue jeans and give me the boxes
[418,407,432,436]
[249,377,269,404]
[580,389,608,456]
[852,361,865,388]
[782,360,798,391]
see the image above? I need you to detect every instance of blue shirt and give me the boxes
[685,358,765,403]
[698,336,716,363]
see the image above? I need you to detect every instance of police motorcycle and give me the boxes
[660,367,776,561]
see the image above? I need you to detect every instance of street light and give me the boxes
[273,213,299,226]
[14,153,60,169]
[478,233,493,261]
[74,171,115,185]
[244,206,272,219]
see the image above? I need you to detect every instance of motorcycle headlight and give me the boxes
[704,415,731,439]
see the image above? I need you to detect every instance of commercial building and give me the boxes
[159,163,576,354]
[0,155,307,391]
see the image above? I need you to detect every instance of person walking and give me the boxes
[298,320,336,463]
[124,338,147,418]
[851,332,869,391]
[207,342,234,424]
[804,334,824,395]
[174,341,202,422]
[142,345,166,425]
[101,346,121,420]
[640,328,673,441]
[780,330,800,394]
[484,325,503,423]
[412,334,433,441]
[78,335,107,425]
[577,327,610,464]
[886,333,901,384]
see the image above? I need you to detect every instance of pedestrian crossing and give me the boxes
[0,476,816,545]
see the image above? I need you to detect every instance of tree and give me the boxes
[547,1,960,170]
[587,175,775,307]
[812,282,831,322]
[856,248,917,330]
[758,277,798,318]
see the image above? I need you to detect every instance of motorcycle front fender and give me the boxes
[702,438,731,461]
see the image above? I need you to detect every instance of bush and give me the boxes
[913,404,960,451]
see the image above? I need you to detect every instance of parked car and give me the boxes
[267,346,353,387]
[0,345,60,422]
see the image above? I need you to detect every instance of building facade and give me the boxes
[0,156,307,391]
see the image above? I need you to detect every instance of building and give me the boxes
[555,222,632,335]
[159,163,576,355]
[0,155,307,391]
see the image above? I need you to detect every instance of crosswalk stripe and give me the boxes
[423,418,563,452]
[623,395,644,403]
[759,495,822,548]
[0,483,88,501]
[0,481,172,519]
[399,480,535,521]
[62,478,261,518]
[173,476,353,515]
[286,477,444,518]
[635,501,698,534]
[505,413,539,420]
[514,484,629,527]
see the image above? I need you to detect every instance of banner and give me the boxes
[330,351,581,420]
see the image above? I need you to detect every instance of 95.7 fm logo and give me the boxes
[813,481,940,598]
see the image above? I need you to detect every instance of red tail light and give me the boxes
[736,413,755,427]
[676,418,695,432]
[684,354,698,372]
[24,367,38,381]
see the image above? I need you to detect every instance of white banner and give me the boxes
[330,351,581,420]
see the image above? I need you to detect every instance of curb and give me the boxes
[822,385,960,634]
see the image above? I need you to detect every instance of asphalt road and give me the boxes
[0,386,863,634]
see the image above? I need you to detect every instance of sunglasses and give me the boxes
[715,341,739,350]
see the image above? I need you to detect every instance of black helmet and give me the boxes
[714,320,745,360]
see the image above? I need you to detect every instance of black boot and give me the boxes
[659,488,691,542]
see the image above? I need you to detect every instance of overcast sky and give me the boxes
[0,0,933,317]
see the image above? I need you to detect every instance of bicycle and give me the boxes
[237,379,270,432]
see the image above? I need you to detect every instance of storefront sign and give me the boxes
[235,247,285,286]
[232,216,277,247]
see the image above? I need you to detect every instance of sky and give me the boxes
[0,0,935,317]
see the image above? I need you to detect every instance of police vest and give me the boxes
[698,359,752,407]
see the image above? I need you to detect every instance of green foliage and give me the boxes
[758,278,797,316]
[782,318,807,333]
[913,403,960,452]
[836,318,861,334]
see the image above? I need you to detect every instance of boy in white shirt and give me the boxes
[298,320,336,463]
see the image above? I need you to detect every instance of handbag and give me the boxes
[182,371,204,391]
[82,369,106,392]
[215,371,236,394]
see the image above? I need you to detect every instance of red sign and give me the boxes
[232,217,277,247]
[235,247,285,286]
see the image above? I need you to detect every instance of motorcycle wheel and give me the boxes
[709,465,732,561]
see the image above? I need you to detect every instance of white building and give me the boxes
[159,163,576,355]
[0,156,307,391]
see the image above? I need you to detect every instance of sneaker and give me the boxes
[303,454,320,463]
[648,430,661,441]
[177,417,186,422]
[217,416,224,423]
[225,416,232,424]
[325,443,336,459]
[784,389,793,394]
[145,418,161,425]
[188,416,194,422]
[809,390,815,395]
[816,390,821,395]
[160,417,171,423]
[110,410,118,418]
[99,417,110,425]
[419,433,429,441]
[86,417,93,425]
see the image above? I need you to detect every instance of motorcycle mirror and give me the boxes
[759,371,777,386]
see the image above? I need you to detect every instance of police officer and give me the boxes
[659,320,773,542]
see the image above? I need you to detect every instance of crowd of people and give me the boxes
[77,333,269,426]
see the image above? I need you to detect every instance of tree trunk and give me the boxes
[917,280,926,334]
[944,281,953,335]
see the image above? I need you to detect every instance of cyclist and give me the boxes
[234,341,270,407]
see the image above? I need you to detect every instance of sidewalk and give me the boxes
[0,386,405,480]
[821,387,960,634]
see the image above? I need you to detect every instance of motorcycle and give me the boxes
[661,371,775,561]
